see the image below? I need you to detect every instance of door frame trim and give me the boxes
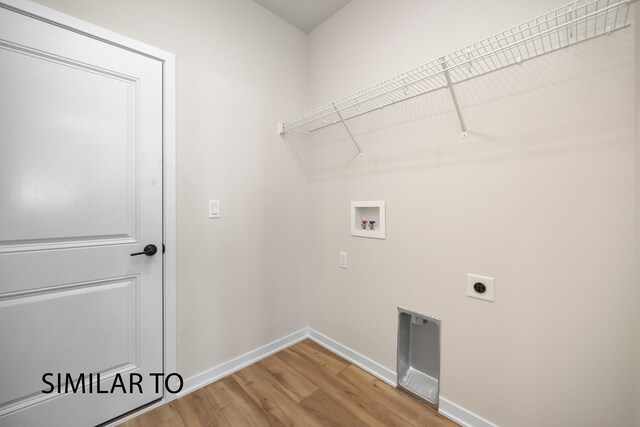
[1,0,178,407]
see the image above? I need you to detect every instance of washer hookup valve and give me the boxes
[361,220,368,230]
[368,220,376,230]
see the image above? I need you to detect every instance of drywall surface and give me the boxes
[636,4,640,426]
[34,0,311,378]
[302,1,637,426]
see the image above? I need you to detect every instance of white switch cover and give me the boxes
[208,200,220,219]
[467,273,494,302]
[339,252,348,269]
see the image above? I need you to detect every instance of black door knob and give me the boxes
[130,244,158,256]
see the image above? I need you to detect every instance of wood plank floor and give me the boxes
[119,340,458,427]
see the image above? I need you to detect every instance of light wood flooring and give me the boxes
[119,339,458,427]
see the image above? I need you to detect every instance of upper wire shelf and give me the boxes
[279,0,635,144]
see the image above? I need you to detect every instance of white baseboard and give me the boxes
[306,329,397,387]
[307,328,498,427]
[160,327,496,427]
[439,397,498,427]
[179,328,308,397]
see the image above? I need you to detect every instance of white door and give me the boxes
[0,5,164,426]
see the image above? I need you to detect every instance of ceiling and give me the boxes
[253,0,351,33]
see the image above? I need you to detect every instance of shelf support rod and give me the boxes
[440,58,468,138]
[333,103,363,155]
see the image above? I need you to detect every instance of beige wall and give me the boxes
[34,0,311,378]
[636,4,640,426]
[302,1,637,426]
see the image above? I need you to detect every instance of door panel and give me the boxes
[0,5,164,426]
[0,277,138,415]
[0,46,138,249]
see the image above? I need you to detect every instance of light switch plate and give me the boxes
[208,200,220,219]
[467,273,494,302]
[339,252,348,269]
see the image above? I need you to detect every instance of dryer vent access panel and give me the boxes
[397,308,441,408]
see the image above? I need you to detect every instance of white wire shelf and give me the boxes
[279,0,635,148]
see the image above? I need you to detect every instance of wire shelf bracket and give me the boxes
[333,102,363,155]
[440,58,468,138]
[278,0,636,149]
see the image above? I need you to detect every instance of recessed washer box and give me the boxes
[351,201,385,239]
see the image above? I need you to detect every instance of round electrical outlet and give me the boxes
[473,282,487,294]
